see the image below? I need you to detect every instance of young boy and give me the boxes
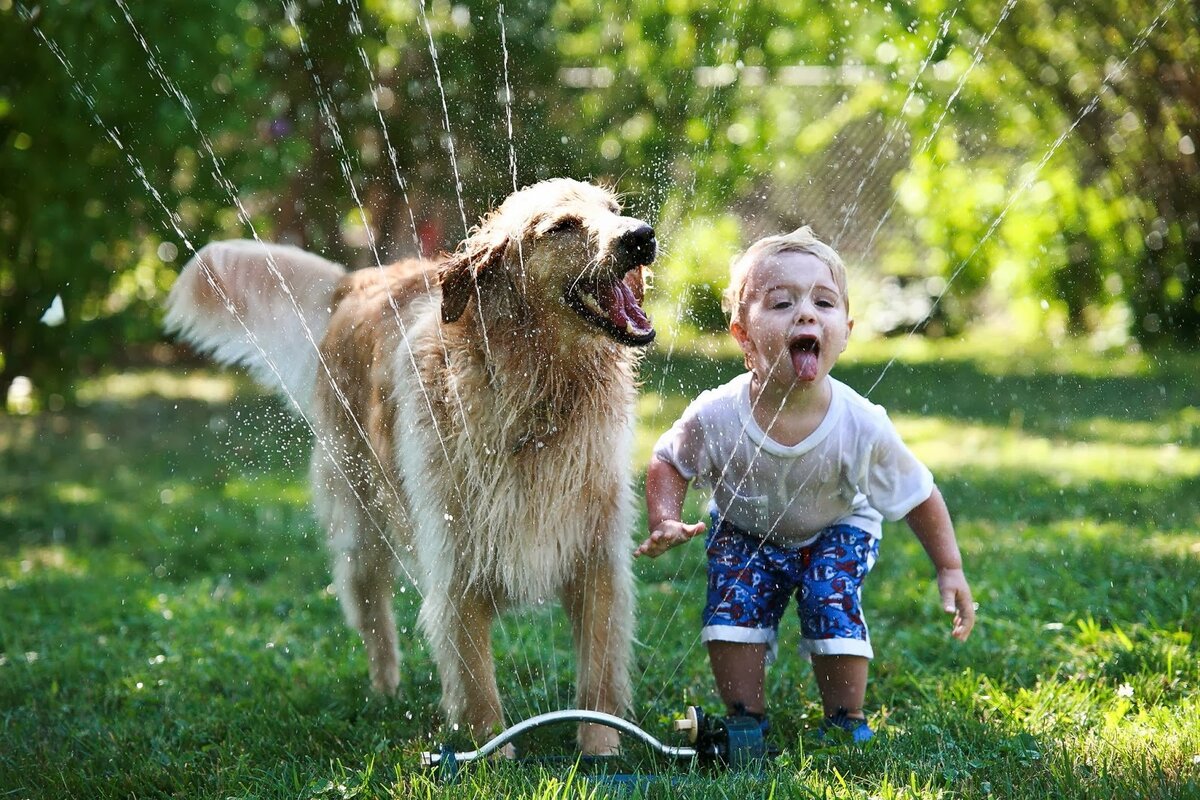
[636,227,975,742]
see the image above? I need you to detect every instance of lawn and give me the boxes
[2,338,1198,799]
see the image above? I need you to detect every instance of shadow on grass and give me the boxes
[0,393,316,573]
[633,510,1200,698]
[644,349,1200,444]
[938,469,1200,531]
[3,355,1199,797]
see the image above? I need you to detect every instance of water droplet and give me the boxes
[39,295,65,327]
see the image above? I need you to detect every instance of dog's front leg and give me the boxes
[420,587,505,744]
[563,547,633,755]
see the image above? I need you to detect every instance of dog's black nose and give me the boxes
[619,224,657,265]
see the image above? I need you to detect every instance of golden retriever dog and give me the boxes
[164,179,656,754]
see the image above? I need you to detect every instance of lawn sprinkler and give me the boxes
[671,705,770,769]
[421,706,770,783]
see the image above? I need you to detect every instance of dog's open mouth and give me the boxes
[789,335,821,381]
[567,270,656,346]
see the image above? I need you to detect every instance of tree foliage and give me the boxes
[2,0,1197,403]
[961,0,1200,345]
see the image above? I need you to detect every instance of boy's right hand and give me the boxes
[634,520,707,558]
[937,567,976,641]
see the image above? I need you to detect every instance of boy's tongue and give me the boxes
[791,344,820,381]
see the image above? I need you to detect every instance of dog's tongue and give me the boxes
[601,278,652,334]
[791,346,819,381]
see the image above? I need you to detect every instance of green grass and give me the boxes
[3,338,1199,798]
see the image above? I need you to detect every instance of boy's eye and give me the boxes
[771,300,793,310]
[816,299,835,308]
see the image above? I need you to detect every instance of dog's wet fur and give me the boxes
[165,179,656,753]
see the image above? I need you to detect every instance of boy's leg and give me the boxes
[701,518,788,717]
[811,654,868,718]
[707,641,768,716]
[791,526,878,721]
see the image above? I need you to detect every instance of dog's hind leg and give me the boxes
[563,547,634,755]
[419,588,505,744]
[314,466,402,696]
[334,533,402,696]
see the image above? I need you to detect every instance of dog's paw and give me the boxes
[578,722,621,757]
[368,664,401,696]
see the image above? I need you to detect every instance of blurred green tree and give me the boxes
[969,0,1200,347]
[884,0,1198,345]
[3,0,1198,406]
[2,1,286,401]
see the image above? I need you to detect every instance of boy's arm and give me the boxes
[904,486,975,641]
[635,456,707,559]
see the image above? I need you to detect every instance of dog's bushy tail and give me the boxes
[164,240,346,416]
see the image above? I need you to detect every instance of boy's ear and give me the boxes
[731,321,757,372]
[729,320,751,353]
[724,321,744,347]
[844,317,854,349]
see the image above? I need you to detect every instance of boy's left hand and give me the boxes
[937,568,975,641]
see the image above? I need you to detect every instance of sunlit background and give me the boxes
[2,2,1198,798]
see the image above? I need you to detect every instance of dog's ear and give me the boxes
[439,255,474,323]
[439,232,509,323]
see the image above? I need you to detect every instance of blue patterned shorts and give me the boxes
[701,517,879,660]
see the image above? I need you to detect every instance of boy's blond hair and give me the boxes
[722,226,849,328]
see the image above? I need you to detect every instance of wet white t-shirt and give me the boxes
[653,373,934,546]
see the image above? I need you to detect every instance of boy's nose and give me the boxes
[795,296,818,321]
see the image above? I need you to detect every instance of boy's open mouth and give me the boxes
[789,335,820,381]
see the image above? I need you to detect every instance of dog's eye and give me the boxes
[545,218,579,235]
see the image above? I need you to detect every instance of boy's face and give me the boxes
[731,251,853,389]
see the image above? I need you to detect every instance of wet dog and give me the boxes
[164,179,656,753]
